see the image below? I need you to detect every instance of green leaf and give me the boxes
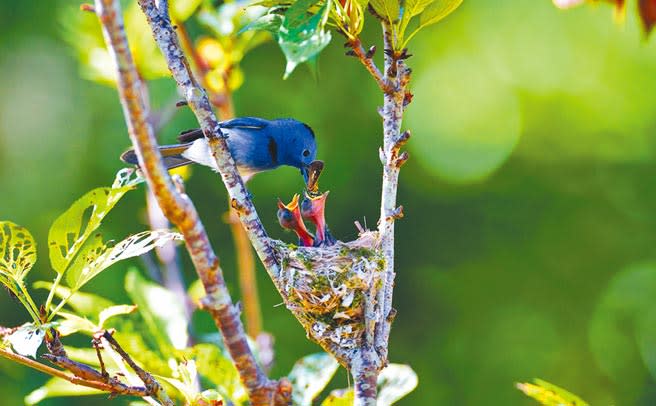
[377,363,418,405]
[25,377,102,405]
[288,353,339,406]
[65,229,183,290]
[418,0,463,27]
[0,221,37,282]
[171,0,203,22]
[48,169,139,276]
[321,388,354,405]
[516,378,589,406]
[187,343,245,403]
[6,323,44,358]
[369,0,400,23]
[125,268,189,351]
[240,12,284,34]
[279,0,332,78]
[98,304,138,328]
[33,282,115,318]
[56,311,98,336]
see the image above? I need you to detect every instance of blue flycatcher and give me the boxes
[121,117,317,183]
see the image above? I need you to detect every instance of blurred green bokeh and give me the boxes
[2,0,656,405]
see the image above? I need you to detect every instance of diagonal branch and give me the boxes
[136,0,282,281]
[0,345,150,397]
[93,1,290,404]
[346,38,394,94]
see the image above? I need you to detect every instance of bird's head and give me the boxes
[277,194,314,247]
[273,119,317,184]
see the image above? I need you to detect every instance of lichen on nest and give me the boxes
[270,231,385,365]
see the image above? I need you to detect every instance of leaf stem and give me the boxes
[44,273,63,315]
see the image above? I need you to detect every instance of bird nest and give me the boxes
[270,231,384,366]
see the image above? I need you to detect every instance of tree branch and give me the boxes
[346,21,412,406]
[0,346,151,397]
[346,38,394,94]
[93,1,290,404]
[136,0,283,282]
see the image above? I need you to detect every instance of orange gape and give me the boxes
[277,194,314,247]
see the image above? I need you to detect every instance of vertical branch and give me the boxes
[93,1,289,404]
[375,22,409,363]
[347,20,411,406]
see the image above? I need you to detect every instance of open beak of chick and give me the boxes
[301,191,336,247]
[277,194,314,247]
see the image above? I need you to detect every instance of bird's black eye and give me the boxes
[303,149,310,157]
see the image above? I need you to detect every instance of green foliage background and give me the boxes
[2,0,656,404]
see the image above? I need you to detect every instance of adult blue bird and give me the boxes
[121,117,317,183]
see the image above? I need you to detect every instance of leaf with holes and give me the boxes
[6,323,45,358]
[517,379,588,406]
[288,353,339,406]
[0,221,37,282]
[377,364,418,405]
[48,169,139,276]
[65,230,183,291]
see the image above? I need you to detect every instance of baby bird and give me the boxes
[301,191,336,247]
[121,117,317,183]
[277,194,314,247]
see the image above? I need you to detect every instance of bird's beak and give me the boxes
[306,160,324,193]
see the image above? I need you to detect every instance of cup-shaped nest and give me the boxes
[271,231,384,365]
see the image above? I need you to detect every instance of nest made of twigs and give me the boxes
[270,231,384,365]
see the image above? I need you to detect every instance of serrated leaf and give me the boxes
[288,353,339,406]
[125,269,189,351]
[0,221,37,282]
[369,0,400,22]
[48,170,137,276]
[98,304,137,328]
[377,364,418,405]
[65,229,183,291]
[321,388,354,405]
[25,377,102,405]
[418,0,463,27]
[517,379,589,406]
[33,282,115,318]
[187,343,246,403]
[6,323,44,358]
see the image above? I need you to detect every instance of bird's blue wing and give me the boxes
[220,117,270,129]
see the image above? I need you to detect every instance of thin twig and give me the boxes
[101,330,172,405]
[0,346,149,396]
[94,1,288,404]
[346,38,394,94]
